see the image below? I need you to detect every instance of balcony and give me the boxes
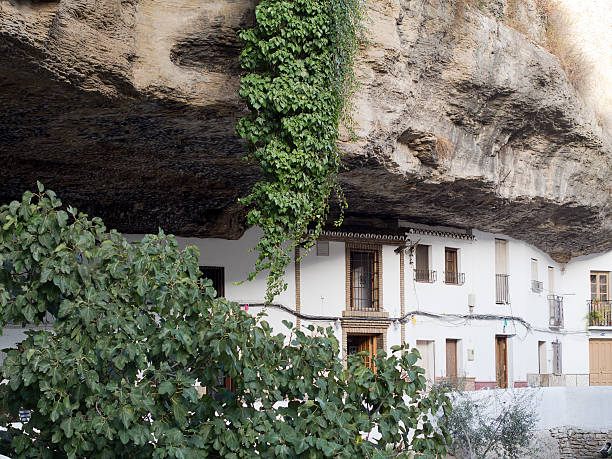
[414,269,436,283]
[496,274,510,304]
[444,271,465,285]
[587,300,612,327]
[548,295,564,328]
[531,280,543,293]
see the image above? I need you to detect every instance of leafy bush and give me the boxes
[445,385,539,459]
[0,185,450,458]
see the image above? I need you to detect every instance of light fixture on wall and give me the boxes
[334,318,341,329]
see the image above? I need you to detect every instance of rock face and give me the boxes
[0,0,610,260]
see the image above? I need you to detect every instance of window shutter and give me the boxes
[548,267,555,294]
[495,239,508,275]
[531,259,538,281]
[553,341,562,375]
[316,241,329,256]
[416,245,429,271]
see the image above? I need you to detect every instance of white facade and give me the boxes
[141,225,611,389]
[2,225,611,389]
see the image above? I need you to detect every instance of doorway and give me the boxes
[416,340,435,383]
[538,341,547,374]
[347,334,381,371]
[446,339,458,379]
[590,339,612,385]
[495,336,508,388]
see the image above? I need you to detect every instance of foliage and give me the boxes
[0,186,450,458]
[236,0,366,300]
[444,385,539,459]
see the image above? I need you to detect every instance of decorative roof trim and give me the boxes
[310,229,408,244]
[405,227,476,240]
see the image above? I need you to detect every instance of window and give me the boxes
[199,266,225,298]
[349,249,380,310]
[531,259,542,292]
[347,334,381,371]
[316,240,329,256]
[548,295,564,328]
[552,340,562,375]
[444,248,464,285]
[415,244,435,282]
[495,239,509,304]
[548,267,555,295]
[591,271,610,301]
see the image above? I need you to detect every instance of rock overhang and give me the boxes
[0,0,610,261]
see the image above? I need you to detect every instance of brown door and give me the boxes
[590,339,612,385]
[495,336,508,388]
[445,248,458,283]
[348,334,379,372]
[358,335,376,371]
[446,339,457,379]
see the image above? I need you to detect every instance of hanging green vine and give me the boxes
[237,0,366,300]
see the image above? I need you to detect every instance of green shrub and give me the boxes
[0,186,450,458]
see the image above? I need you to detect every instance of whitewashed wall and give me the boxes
[2,227,611,387]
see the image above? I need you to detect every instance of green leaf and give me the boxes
[158,381,175,396]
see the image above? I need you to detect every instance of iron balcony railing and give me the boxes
[531,280,543,293]
[587,300,612,327]
[548,295,564,328]
[496,274,510,304]
[414,269,437,283]
[444,271,465,285]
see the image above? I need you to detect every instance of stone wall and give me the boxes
[549,426,612,459]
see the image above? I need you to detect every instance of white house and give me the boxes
[2,221,611,390]
[127,220,612,390]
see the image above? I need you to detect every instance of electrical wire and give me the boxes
[244,303,592,337]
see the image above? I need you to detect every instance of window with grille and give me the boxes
[349,249,379,311]
[199,266,225,298]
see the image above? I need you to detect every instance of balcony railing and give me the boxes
[587,300,612,327]
[444,272,465,285]
[548,295,564,328]
[414,269,436,283]
[496,274,510,304]
[531,280,543,293]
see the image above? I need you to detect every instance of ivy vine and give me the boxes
[237,0,366,300]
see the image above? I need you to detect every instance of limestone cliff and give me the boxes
[0,0,610,261]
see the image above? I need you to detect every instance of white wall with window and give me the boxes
[2,224,611,388]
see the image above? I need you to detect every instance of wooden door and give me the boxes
[445,248,458,283]
[446,339,457,379]
[355,335,377,371]
[590,339,612,385]
[495,336,508,388]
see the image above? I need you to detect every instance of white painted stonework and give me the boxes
[3,226,612,389]
[131,225,612,389]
